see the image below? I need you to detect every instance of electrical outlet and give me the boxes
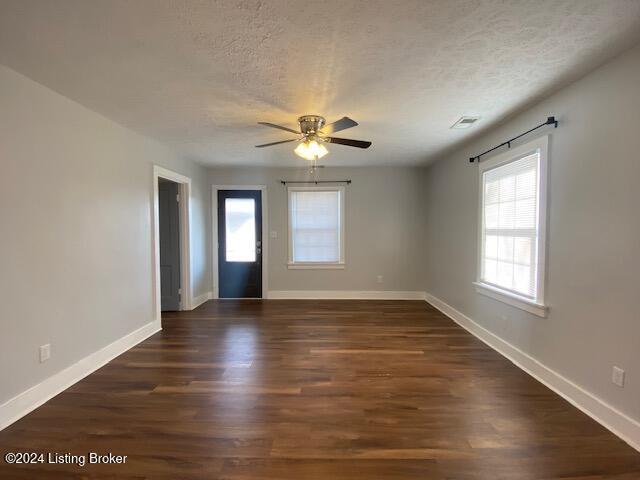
[270,231,277,239]
[377,275,383,284]
[612,366,625,387]
[39,344,51,363]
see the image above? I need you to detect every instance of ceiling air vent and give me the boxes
[451,116,480,129]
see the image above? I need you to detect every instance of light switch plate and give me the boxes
[612,366,625,387]
[39,344,51,363]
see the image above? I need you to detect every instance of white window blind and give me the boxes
[289,189,342,264]
[480,152,540,300]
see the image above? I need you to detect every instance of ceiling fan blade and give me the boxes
[255,139,297,148]
[326,137,372,149]
[258,122,300,135]
[321,116,358,134]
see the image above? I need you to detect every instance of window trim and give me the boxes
[287,185,345,269]
[475,135,549,317]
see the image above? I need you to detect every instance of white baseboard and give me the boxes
[191,291,212,309]
[0,320,161,432]
[267,290,426,300]
[425,292,640,452]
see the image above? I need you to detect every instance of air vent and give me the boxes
[451,116,480,129]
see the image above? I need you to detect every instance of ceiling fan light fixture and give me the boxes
[257,115,371,158]
[294,139,328,161]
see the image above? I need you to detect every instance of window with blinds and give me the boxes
[288,187,344,265]
[479,148,543,302]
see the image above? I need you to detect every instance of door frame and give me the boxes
[211,185,268,299]
[153,166,192,321]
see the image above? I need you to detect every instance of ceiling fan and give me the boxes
[255,115,372,161]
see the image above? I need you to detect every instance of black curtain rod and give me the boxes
[280,180,352,185]
[469,116,558,163]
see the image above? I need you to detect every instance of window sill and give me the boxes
[287,263,345,270]
[473,282,548,318]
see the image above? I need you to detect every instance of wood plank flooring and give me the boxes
[1,300,638,479]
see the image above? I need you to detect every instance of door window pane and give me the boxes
[225,198,256,262]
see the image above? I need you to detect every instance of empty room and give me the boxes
[1,1,640,478]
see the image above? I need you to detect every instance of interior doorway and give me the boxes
[153,166,192,322]
[158,179,181,310]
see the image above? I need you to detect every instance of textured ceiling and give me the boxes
[1,0,640,167]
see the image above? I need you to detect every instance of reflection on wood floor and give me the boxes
[1,300,638,479]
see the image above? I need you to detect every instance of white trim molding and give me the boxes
[153,165,193,318]
[268,290,426,300]
[0,320,160,431]
[211,185,269,299]
[425,292,640,452]
[287,263,345,270]
[191,291,212,309]
[474,282,547,317]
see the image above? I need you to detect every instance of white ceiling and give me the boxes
[1,1,640,167]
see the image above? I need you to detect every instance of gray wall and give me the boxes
[0,65,210,404]
[422,44,640,421]
[208,166,425,293]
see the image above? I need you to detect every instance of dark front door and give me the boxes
[159,179,181,311]
[218,190,262,298]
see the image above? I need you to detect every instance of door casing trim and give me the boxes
[153,166,192,319]
[211,185,268,299]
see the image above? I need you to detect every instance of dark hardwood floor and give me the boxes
[1,300,638,479]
